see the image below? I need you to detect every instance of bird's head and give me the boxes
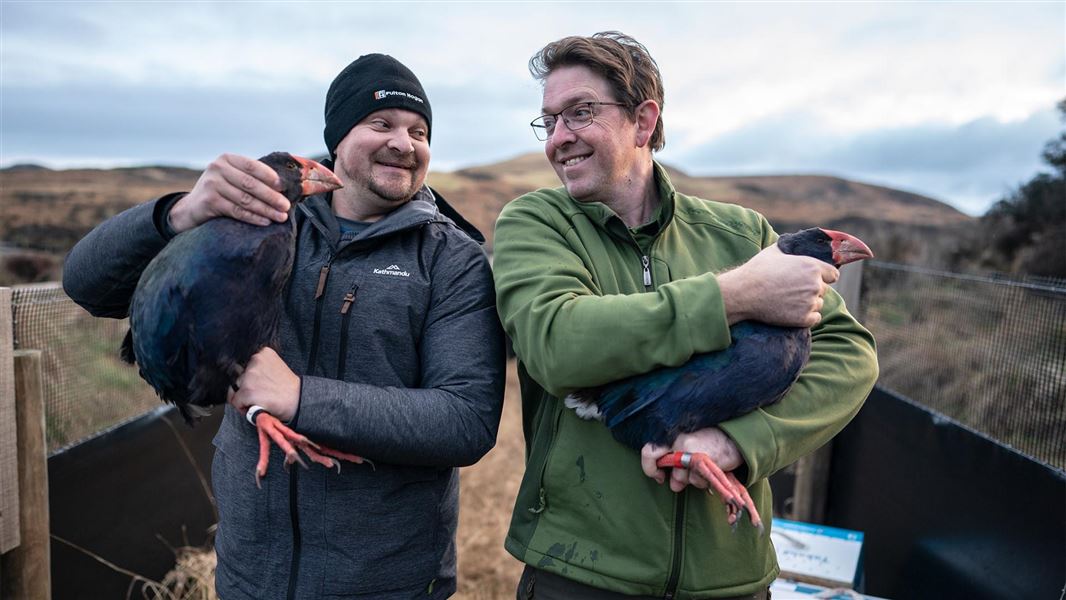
[776,227,874,268]
[259,152,343,204]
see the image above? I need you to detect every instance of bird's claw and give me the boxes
[283,450,309,471]
[250,409,369,485]
[657,451,763,533]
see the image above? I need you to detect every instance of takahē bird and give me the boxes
[565,227,874,533]
[121,152,363,485]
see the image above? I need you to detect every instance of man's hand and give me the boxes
[168,153,292,233]
[641,427,743,492]
[718,244,838,328]
[229,347,300,422]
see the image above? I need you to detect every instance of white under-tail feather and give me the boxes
[564,394,603,421]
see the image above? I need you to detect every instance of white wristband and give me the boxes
[246,405,267,426]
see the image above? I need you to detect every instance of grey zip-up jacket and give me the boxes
[63,184,506,600]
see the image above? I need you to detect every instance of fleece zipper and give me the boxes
[662,491,686,599]
[631,235,686,599]
[529,402,565,516]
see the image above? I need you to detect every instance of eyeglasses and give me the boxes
[530,101,629,141]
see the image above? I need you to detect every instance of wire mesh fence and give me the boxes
[861,261,1066,470]
[11,283,159,455]
[7,261,1065,469]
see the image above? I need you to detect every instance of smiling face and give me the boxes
[332,108,430,222]
[541,65,643,204]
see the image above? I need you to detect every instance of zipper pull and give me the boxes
[340,284,358,314]
[642,255,652,287]
[528,487,547,514]
[314,262,332,299]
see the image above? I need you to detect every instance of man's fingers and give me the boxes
[804,311,822,328]
[640,443,668,484]
[219,158,291,215]
[669,468,689,492]
[821,263,840,284]
[689,470,710,490]
[222,201,272,226]
[222,153,283,192]
[215,181,286,224]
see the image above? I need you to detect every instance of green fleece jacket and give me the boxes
[493,162,878,599]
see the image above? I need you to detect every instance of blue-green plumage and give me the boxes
[569,227,871,451]
[588,322,810,449]
[120,153,313,423]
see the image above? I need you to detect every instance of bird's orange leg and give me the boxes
[657,451,764,534]
[250,409,370,488]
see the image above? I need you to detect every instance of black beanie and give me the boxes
[323,54,432,157]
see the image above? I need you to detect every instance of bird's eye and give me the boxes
[287,161,298,170]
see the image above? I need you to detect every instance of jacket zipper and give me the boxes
[306,258,333,374]
[336,282,359,380]
[286,468,301,600]
[641,254,652,289]
[287,258,332,599]
[663,491,686,599]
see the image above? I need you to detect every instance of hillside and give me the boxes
[0,153,971,283]
[432,153,971,254]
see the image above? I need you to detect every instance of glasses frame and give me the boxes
[530,101,629,141]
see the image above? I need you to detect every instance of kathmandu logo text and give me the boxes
[373,264,410,278]
[373,90,425,104]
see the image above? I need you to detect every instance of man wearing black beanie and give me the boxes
[64,54,505,600]
[324,53,432,155]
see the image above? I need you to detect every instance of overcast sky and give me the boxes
[2,1,1063,215]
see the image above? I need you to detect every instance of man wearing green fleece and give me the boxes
[493,32,878,600]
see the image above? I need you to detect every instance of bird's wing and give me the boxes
[600,323,811,439]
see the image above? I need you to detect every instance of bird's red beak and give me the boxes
[821,228,874,266]
[291,155,343,196]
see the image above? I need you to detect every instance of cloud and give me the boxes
[1,82,325,166]
[672,107,1061,215]
[1,1,1062,215]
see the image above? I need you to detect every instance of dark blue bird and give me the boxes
[566,228,873,531]
[120,152,355,484]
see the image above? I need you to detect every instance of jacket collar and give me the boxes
[297,160,485,249]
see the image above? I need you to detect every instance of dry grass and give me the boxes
[454,360,525,599]
[152,543,219,600]
[148,360,525,598]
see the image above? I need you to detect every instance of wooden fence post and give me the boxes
[0,288,19,564]
[836,260,864,317]
[791,261,865,523]
[0,350,51,600]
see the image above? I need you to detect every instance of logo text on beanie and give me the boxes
[373,90,425,104]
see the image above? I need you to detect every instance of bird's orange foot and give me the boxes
[656,451,763,534]
[249,407,371,488]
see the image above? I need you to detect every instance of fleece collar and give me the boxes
[571,160,678,244]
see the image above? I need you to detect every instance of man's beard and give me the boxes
[368,171,418,202]
[365,151,422,202]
